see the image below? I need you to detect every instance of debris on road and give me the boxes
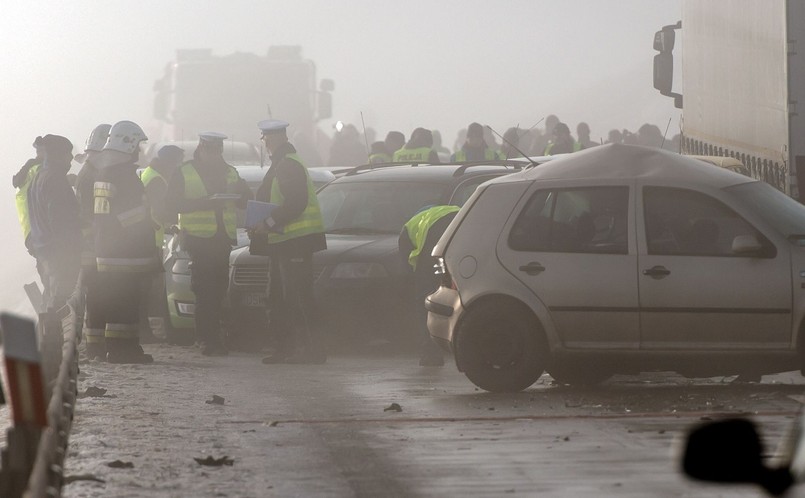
[384,403,403,412]
[65,474,106,484]
[206,395,225,405]
[267,420,280,427]
[194,456,235,467]
[106,460,134,469]
[79,386,113,398]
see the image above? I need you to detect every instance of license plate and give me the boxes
[241,293,265,307]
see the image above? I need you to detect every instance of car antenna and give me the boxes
[360,111,371,162]
[486,125,538,168]
[517,117,545,141]
[660,117,672,149]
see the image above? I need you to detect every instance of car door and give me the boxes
[637,186,791,350]
[496,182,639,349]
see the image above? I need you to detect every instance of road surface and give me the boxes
[62,345,805,497]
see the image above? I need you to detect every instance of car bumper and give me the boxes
[426,286,464,352]
[167,272,195,330]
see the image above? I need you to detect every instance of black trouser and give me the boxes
[267,252,316,354]
[96,270,144,352]
[36,253,80,313]
[188,239,231,346]
[80,265,105,346]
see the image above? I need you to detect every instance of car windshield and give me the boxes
[317,181,448,234]
[726,181,805,239]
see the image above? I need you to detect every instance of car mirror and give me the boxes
[682,418,793,495]
[732,235,763,255]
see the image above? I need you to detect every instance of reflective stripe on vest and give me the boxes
[404,205,460,271]
[15,164,40,239]
[140,166,167,247]
[267,153,325,245]
[178,163,239,239]
[454,148,501,162]
[393,147,433,162]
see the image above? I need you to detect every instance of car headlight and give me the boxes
[172,259,192,275]
[175,301,195,316]
[330,262,388,279]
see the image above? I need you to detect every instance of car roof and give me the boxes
[490,144,756,188]
[235,163,336,184]
[325,161,533,184]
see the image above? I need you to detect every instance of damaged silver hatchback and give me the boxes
[427,144,805,392]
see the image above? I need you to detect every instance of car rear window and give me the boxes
[317,181,448,234]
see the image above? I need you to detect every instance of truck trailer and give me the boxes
[653,0,805,199]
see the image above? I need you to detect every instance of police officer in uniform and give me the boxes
[165,133,251,356]
[251,119,327,364]
[399,205,460,366]
[393,128,440,163]
[93,120,156,364]
[27,135,82,313]
[451,122,503,162]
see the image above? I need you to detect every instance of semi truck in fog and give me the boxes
[653,0,805,199]
[152,46,333,147]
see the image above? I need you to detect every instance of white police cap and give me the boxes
[199,131,228,142]
[258,119,290,135]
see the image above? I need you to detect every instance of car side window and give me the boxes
[643,187,772,257]
[509,187,629,254]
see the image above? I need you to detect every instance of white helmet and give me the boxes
[84,123,111,152]
[103,120,147,154]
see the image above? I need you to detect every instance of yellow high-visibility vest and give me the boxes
[404,205,460,270]
[140,166,167,247]
[178,162,239,240]
[393,147,433,162]
[267,153,325,245]
[15,163,40,240]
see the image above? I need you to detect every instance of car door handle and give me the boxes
[519,262,545,275]
[642,266,671,278]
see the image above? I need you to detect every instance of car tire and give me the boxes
[547,362,612,387]
[455,300,547,393]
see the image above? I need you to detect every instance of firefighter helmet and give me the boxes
[85,123,112,152]
[103,121,147,155]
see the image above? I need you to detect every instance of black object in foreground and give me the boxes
[682,418,794,496]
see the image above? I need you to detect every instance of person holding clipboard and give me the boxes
[165,132,251,356]
[249,119,327,364]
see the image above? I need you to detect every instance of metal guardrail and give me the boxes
[25,308,79,498]
[0,300,80,498]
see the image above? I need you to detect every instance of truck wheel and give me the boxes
[547,362,612,387]
[456,300,547,393]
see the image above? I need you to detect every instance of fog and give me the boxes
[0,0,681,311]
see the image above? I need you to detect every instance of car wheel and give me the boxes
[455,300,547,393]
[547,362,612,387]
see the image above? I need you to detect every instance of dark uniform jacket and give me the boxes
[94,161,157,264]
[249,142,326,257]
[27,160,81,260]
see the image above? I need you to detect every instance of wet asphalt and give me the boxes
[59,344,805,497]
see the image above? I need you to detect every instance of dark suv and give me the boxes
[226,161,533,349]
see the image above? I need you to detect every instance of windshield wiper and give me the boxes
[327,227,396,235]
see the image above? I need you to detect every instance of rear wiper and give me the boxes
[327,227,396,235]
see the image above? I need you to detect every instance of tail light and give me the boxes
[433,257,457,290]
